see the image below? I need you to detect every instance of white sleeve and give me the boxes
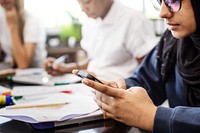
[23,13,46,44]
[126,15,158,58]
[80,21,89,51]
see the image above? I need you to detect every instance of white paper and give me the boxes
[11,83,94,97]
[12,68,81,85]
[0,93,100,123]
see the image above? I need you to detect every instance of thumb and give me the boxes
[127,86,144,92]
[116,78,127,89]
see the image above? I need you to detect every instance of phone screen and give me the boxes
[77,70,103,84]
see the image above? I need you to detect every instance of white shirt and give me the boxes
[0,7,47,68]
[81,0,157,80]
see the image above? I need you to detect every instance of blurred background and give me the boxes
[24,0,165,61]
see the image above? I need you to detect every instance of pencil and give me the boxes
[6,102,68,109]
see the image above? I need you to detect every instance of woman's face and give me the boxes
[78,0,109,19]
[0,0,15,10]
[159,0,196,38]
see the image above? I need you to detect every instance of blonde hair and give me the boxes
[15,0,25,43]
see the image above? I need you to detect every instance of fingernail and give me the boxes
[52,64,57,69]
[82,79,89,85]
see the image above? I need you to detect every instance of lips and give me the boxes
[167,23,180,30]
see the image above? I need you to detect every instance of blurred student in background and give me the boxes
[45,0,157,80]
[0,0,46,69]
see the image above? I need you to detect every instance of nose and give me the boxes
[159,1,173,19]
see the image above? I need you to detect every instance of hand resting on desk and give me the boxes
[44,57,77,76]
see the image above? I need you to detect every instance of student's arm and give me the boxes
[81,47,200,132]
[57,58,89,73]
[154,106,200,133]
[6,8,35,68]
[45,57,89,76]
[11,27,36,68]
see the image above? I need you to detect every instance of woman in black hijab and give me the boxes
[72,0,200,133]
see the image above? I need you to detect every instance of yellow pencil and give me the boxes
[6,102,68,109]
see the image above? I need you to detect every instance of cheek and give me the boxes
[178,6,196,37]
[182,16,196,37]
[172,15,196,38]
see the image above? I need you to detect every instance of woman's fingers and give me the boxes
[95,95,112,113]
[44,57,55,70]
[116,78,127,89]
[82,78,125,98]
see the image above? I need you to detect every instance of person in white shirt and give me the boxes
[44,0,157,80]
[0,0,47,69]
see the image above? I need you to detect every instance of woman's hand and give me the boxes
[5,7,19,29]
[104,78,127,89]
[44,57,66,76]
[82,78,157,131]
[45,57,79,76]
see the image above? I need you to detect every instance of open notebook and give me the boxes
[0,84,104,129]
[10,68,82,85]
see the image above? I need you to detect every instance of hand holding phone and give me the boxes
[73,70,103,84]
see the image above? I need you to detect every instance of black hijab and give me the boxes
[157,0,200,106]
[178,0,200,106]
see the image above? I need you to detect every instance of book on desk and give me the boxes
[9,68,82,85]
[0,84,106,129]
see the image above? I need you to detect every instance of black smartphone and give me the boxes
[76,70,103,84]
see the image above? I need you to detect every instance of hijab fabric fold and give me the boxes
[158,0,200,106]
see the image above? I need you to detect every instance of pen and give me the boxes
[48,55,69,71]
[53,54,68,65]
[54,82,70,86]
[6,102,68,109]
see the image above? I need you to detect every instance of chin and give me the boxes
[171,32,183,39]
[87,14,98,19]
[171,31,191,39]
[89,16,98,19]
